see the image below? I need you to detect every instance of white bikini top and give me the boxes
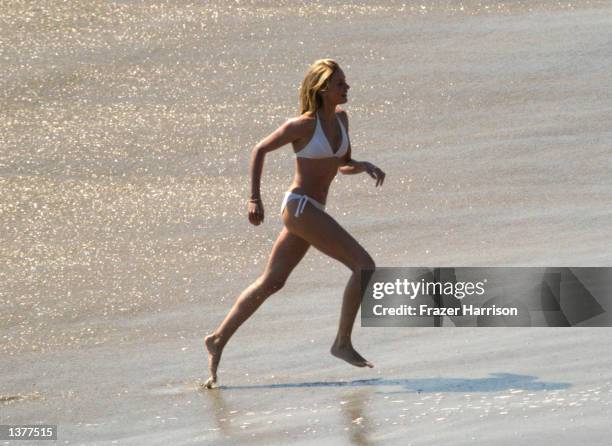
[295,112,349,159]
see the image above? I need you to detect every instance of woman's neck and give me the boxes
[317,102,337,121]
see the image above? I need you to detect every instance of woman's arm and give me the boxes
[336,111,386,186]
[250,118,303,199]
[339,159,385,186]
[248,118,305,225]
[338,159,366,175]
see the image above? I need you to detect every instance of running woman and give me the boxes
[205,59,386,388]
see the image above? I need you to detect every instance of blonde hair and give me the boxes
[299,58,340,115]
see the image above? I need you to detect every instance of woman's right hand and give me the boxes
[248,199,264,225]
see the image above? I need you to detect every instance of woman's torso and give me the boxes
[287,110,349,205]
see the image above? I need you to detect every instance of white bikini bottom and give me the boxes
[280,192,326,217]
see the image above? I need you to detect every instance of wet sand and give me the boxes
[2,1,612,444]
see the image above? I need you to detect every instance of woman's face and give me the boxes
[322,69,350,105]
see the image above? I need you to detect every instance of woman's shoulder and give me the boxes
[292,111,316,122]
[286,110,348,129]
[282,113,315,139]
[289,112,317,128]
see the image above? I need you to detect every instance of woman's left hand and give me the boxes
[364,162,386,187]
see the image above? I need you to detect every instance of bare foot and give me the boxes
[331,343,374,368]
[204,334,223,388]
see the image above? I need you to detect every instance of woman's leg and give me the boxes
[282,201,375,368]
[204,227,310,387]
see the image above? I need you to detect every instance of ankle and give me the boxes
[333,336,352,349]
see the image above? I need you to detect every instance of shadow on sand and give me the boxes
[213,373,570,393]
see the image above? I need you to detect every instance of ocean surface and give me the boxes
[2,1,612,444]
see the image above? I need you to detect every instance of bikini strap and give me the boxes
[295,195,308,217]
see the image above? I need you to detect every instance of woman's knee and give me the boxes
[351,252,375,273]
[257,272,288,294]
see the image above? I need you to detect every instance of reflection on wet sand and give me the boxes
[204,388,235,439]
[339,388,374,446]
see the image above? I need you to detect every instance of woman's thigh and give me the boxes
[263,227,311,280]
[282,201,372,270]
